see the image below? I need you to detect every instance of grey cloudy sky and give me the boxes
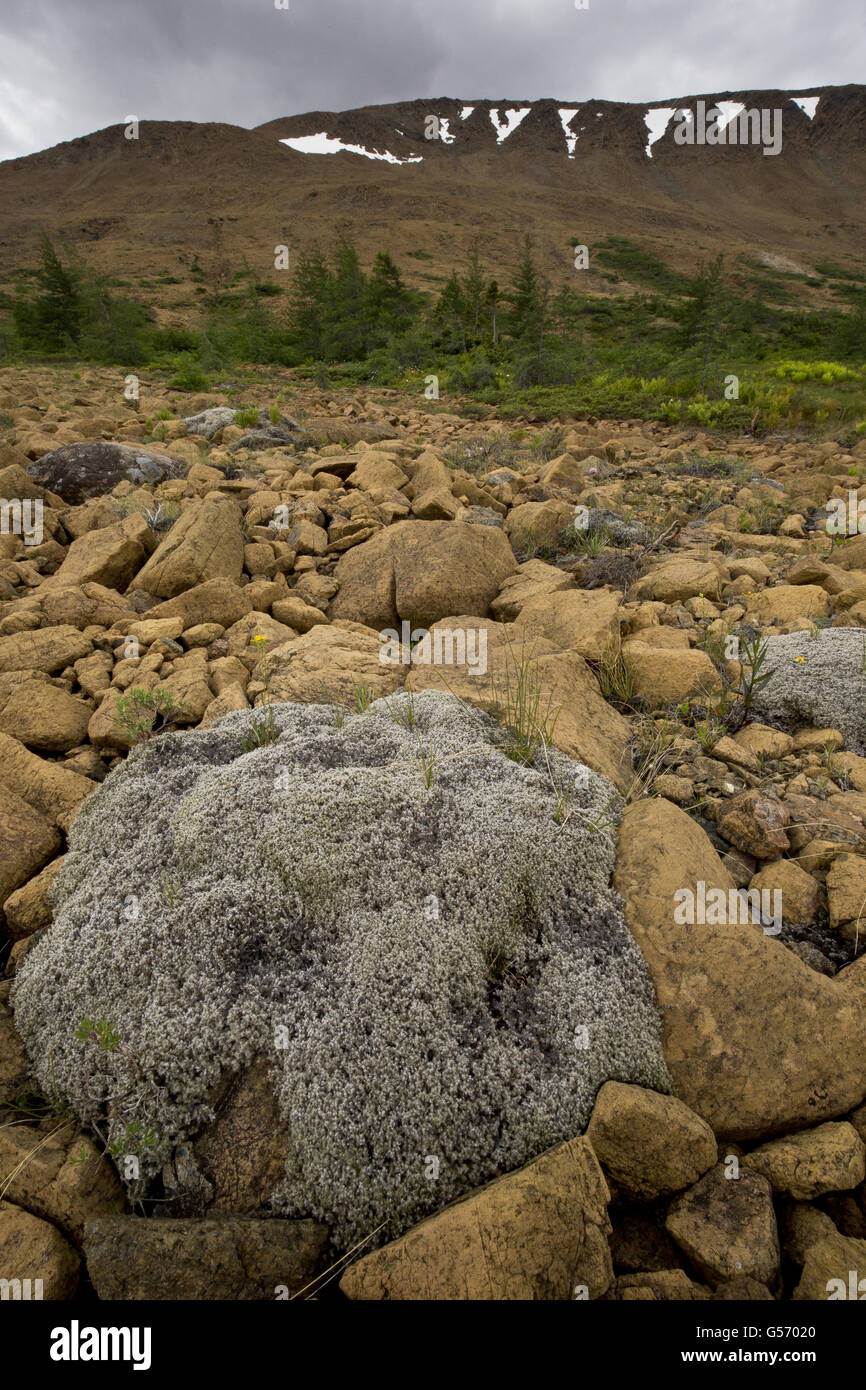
[0,0,862,162]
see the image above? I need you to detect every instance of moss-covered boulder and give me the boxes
[11,690,669,1248]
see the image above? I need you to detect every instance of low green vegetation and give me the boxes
[3,232,866,436]
[113,687,185,744]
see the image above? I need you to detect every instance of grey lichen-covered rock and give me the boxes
[11,690,670,1249]
[181,407,237,440]
[749,628,866,755]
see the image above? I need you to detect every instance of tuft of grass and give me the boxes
[353,681,375,713]
[694,715,721,752]
[579,550,648,592]
[490,632,559,765]
[160,875,178,906]
[441,434,520,476]
[384,684,418,730]
[529,425,565,463]
[567,523,609,557]
[668,453,748,480]
[738,629,774,716]
[625,716,679,803]
[416,738,437,789]
[593,644,639,711]
[242,635,279,749]
[240,709,278,751]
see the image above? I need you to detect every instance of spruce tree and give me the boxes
[679,254,730,389]
[326,241,367,359]
[461,249,486,343]
[507,235,543,342]
[13,234,81,351]
[366,252,414,340]
[287,246,332,359]
[435,272,468,352]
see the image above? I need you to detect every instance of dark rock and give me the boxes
[28,443,186,505]
[83,1215,330,1299]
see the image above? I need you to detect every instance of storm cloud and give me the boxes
[0,0,862,162]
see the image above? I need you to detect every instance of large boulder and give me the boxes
[586,1082,717,1202]
[0,1201,80,1299]
[0,1128,124,1245]
[405,618,633,790]
[144,578,253,630]
[264,622,405,707]
[27,442,186,505]
[613,797,866,1140]
[43,515,150,591]
[37,582,135,631]
[0,733,96,832]
[504,500,575,551]
[745,1123,866,1200]
[181,407,237,440]
[665,1164,780,1288]
[83,1215,328,1300]
[490,559,573,622]
[515,587,622,662]
[329,520,516,630]
[0,625,91,675]
[11,691,669,1251]
[745,584,832,625]
[0,677,92,752]
[341,1136,613,1300]
[623,641,723,705]
[0,783,61,909]
[133,497,244,598]
[631,558,728,604]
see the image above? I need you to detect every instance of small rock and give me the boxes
[665,1164,780,1288]
[587,1082,717,1202]
[718,789,790,860]
[749,859,820,927]
[746,1122,866,1200]
[827,854,866,940]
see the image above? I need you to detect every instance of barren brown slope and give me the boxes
[0,85,863,323]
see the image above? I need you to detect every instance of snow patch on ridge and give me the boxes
[558,107,580,156]
[715,101,746,134]
[279,133,423,164]
[644,107,677,158]
[490,107,531,142]
[460,105,475,120]
[792,96,820,119]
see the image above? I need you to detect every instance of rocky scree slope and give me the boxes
[0,365,866,1298]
